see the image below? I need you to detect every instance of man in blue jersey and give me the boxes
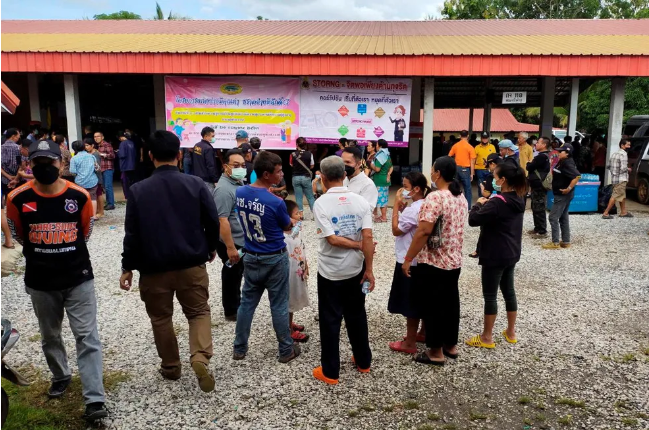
[233,151,300,363]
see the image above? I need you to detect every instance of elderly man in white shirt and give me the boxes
[341,147,378,210]
[312,156,375,386]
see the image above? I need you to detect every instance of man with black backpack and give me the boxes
[526,136,552,238]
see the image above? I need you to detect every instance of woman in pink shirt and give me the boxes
[402,156,468,366]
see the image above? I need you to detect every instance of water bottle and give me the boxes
[362,280,371,295]
[290,221,302,239]
[225,249,245,268]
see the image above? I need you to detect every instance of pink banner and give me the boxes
[165,76,301,149]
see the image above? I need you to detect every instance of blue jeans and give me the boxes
[234,251,294,358]
[457,167,472,209]
[476,169,490,190]
[549,190,574,244]
[292,175,315,212]
[102,170,114,206]
[26,280,105,404]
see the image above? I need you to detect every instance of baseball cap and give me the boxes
[29,139,61,160]
[486,153,502,164]
[240,143,253,154]
[481,132,490,138]
[498,139,517,150]
[235,130,249,139]
[557,143,574,155]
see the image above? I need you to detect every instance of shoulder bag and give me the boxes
[292,151,313,179]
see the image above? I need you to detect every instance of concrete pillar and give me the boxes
[483,78,492,135]
[153,75,166,130]
[63,74,82,144]
[605,78,625,185]
[468,107,474,135]
[27,74,42,123]
[422,78,434,182]
[409,78,422,165]
[540,77,556,138]
[567,78,579,138]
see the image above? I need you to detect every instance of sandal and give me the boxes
[413,352,445,366]
[388,340,417,355]
[619,213,634,218]
[291,322,305,332]
[502,330,517,344]
[291,330,309,343]
[469,251,479,258]
[465,335,496,349]
[351,355,370,373]
[443,349,458,359]
[2,244,16,249]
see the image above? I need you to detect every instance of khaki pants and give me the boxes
[139,265,212,375]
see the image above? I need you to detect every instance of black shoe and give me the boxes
[83,402,108,422]
[48,378,71,398]
[224,314,237,322]
[104,205,115,210]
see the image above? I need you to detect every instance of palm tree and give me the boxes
[154,2,191,20]
[524,106,570,128]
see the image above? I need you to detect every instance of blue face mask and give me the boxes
[492,178,502,192]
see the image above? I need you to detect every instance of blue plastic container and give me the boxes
[546,179,600,213]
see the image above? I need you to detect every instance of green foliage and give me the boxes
[441,0,649,19]
[578,78,649,131]
[93,10,142,19]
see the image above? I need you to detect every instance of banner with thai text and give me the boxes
[165,76,301,149]
[299,77,412,147]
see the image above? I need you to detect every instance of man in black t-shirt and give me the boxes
[6,140,107,423]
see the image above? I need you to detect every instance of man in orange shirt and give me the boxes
[449,130,476,208]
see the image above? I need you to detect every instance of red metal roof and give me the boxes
[421,109,540,133]
[1,81,20,114]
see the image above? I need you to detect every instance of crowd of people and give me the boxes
[0,121,638,422]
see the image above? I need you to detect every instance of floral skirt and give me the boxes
[377,186,389,208]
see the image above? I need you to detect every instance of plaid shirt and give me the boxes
[97,141,115,171]
[608,148,628,184]
[1,141,21,185]
[70,151,99,189]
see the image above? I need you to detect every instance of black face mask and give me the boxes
[32,163,60,185]
[344,165,356,179]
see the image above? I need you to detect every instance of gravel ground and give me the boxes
[1,204,648,430]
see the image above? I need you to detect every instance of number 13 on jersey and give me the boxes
[239,211,266,242]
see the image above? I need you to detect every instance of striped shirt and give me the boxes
[608,149,629,184]
[70,151,99,189]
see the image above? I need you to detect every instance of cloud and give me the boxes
[237,0,444,21]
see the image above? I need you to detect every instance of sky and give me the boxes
[1,0,444,21]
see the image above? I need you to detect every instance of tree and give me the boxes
[93,11,142,20]
[153,2,191,20]
[578,78,649,131]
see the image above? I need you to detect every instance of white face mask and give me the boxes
[230,167,247,181]
[401,189,412,199]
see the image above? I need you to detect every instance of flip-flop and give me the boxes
[413,352,445,366]
[469,252,479,258]
[443,349,458,359]
[2,244,15,249]
[388,341,417,355]
[502,330,518,344]
[465,335,496,349]
[291,323,305,332]
[619,213,634,218]
[601,215,614,219]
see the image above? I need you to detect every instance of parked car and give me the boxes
[627,118,649,205]
[553,129,585,144]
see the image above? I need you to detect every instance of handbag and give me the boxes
[292,151,313,179]
[426,215,444,250]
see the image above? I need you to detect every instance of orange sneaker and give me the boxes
[312,366,338,385]
[351,356,370,373]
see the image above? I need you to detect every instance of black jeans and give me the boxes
[215,240,244,317]
[317,269,371,380]
[413,264,461,349]
[481,264,518,315]
[531,188,548,234]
